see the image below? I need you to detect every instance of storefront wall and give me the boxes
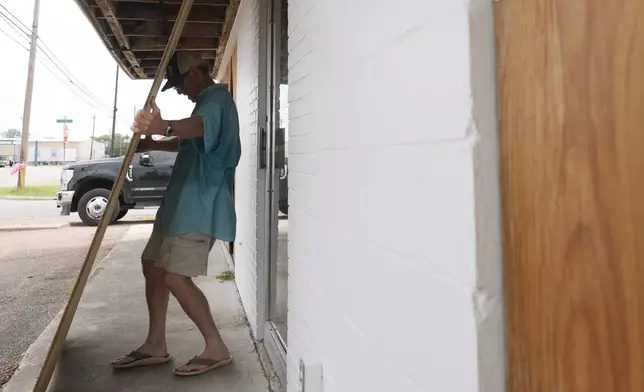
[219,0,503,391]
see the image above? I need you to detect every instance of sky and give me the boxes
[0,0,194,141]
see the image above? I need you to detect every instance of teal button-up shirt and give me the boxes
[155,83,241,242]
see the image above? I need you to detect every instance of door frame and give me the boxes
[256,0,288,384]
[215,0,288,384]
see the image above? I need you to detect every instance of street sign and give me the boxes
[63,123,69,143]
[56,118,73,124]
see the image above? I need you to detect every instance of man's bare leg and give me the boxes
[164,272,230,371]
[112,259,170,366]
[139,259,171,354]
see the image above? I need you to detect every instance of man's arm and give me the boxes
[167,117,203,138]
[131,103,208,140]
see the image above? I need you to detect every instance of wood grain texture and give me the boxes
[495,1,644,391]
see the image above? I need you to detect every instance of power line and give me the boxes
[1,35,112,114]
[0,5,30,36]
[0,25,28,51]
[36,45,112,110]
[0,6,112,110]
[0,7,107,104]
[36,47,112,110]
[40,60,113,116]
[0,20,112,116]
[0,4,131,130]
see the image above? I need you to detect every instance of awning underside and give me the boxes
[75,0,236,80]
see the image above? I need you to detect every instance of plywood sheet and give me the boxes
[495,0,644,391]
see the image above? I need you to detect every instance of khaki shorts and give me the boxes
[141,228,216,277]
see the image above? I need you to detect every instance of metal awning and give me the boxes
[74,0,239,79]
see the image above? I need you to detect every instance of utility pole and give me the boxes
[17,0,41,188]
[109,65,119,157]
[89,114,96,160]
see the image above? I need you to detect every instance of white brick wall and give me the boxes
[286,1,502,391]
[233,0,262,335]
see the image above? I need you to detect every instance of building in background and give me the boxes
[0,139,20,164]
[0,137,106,165]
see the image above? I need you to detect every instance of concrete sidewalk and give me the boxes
[4,224,270,392]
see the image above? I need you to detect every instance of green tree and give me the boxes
[92,133,131,157]
[1,128,21,138]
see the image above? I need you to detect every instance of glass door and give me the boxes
[264,0,289,372]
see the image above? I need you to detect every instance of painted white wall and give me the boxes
[285,0,503,391]
[232,0,262,335]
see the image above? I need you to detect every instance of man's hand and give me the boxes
[131,102,166,135]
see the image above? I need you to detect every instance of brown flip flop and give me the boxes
[111,350,173,369]
[173,356,233,376]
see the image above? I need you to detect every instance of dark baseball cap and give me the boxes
[161,52,207,92]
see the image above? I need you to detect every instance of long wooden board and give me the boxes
[495,0,644,391]
[32,1,195,390]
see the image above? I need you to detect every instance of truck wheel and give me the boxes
[114,209,128,222]
[78,188,119,226]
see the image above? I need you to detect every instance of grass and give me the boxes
[134,215,157,221]
[215,270,235,281]
[0,183,59,197]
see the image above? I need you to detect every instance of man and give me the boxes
[110,52,241,377]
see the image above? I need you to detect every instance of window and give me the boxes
[150,151,177,165]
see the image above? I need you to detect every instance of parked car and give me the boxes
[56,151,176,226]
[0,155,10,168]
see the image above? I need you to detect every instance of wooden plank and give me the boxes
[72,0,137,79]
[140,67,161,74]
[94,0,146,78]
[231,44,237,98]
[496,0,644,391]
[130,36,219,51]
[137,59,161,68]
[94,2,226,23]
[213,0,240,76]
[112,0,227,4]
[31,1,196,391]
[129,50,216,61]
[100,20,222,38]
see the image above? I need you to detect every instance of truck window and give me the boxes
[150,151,177,165]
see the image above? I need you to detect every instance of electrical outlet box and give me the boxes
[299,358,323,392]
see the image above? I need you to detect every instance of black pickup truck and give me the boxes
[57,151,289,226]
[56,151,177,226]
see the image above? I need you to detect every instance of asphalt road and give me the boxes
[0,166,62,188]
[0,200,156,387]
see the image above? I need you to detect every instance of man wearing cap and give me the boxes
[110,52,241,377]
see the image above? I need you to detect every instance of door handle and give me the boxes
[275,128,285,169]
[258,127,267,169]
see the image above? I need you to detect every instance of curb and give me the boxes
[0,196,56,201]
[0,223,69,232]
